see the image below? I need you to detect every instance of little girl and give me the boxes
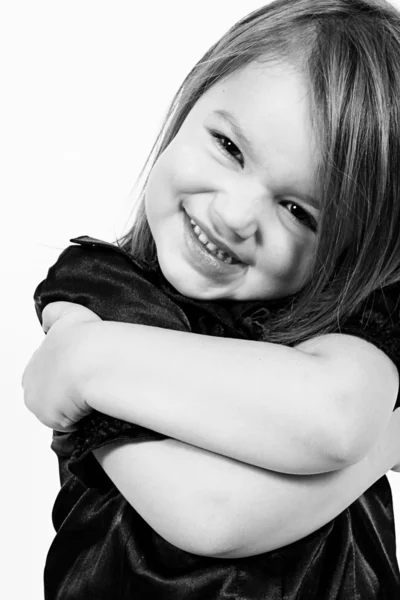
[24,0,400,598]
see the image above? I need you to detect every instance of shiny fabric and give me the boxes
[34,236,400,599]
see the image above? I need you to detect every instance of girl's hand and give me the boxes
[41,301,100,334]
[22,302,101,432]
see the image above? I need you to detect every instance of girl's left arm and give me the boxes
[83,321,399,473]
[92,407,400,558]
[26,305,398,474]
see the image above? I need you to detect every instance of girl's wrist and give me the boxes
[73,321,106,412]
[78,321,135,417]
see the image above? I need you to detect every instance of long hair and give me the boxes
[118,0,400,344]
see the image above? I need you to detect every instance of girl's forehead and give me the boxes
[206,61,308,104]
[197,62,314,141]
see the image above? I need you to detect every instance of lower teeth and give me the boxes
[205,244,231,263]
[209,249,233,264]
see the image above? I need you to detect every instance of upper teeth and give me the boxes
[190,219,234,264]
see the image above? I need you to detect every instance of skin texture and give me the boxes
[145,61,321,301]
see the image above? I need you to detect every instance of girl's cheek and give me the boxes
[263,230,312,282]
[170,136,216,191]
[145,156,166,204]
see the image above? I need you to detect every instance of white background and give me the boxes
[2,1,400,598]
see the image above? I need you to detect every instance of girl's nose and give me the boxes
[209,191,262,240]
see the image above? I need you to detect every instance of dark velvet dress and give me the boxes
[34,236,400,600]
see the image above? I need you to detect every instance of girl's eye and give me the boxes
[210,131,244,167]
[281,200,318,233]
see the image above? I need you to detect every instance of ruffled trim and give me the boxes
[54,412,167,487]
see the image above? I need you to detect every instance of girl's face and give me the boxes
[145,61,321,301]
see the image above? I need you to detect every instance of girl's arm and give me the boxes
[93,408,400,558]
[24,303,400,556]
[81,321,398,474]
[24,302,398,473]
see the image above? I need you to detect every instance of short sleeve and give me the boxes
[338,283,400,410]
[34,237,191,331]
[35,237,191,487]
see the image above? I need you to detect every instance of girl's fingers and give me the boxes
[42,301,76,332]
[42,301,100,333]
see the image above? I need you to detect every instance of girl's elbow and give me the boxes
[327,401,385,467]
[158,524,232,558]
[330,432,368,467]
[327,338,399,466]
[168,530,235,558]
[157,502,237,558]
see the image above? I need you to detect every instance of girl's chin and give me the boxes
[159,265,231,300]
[166,276,229,300]
[157,246,251,300]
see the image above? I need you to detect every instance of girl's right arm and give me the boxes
[93,408,400,558]
[27,311,398,474]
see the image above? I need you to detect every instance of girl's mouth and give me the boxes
[183,211,246,276]
[189,218,241,265]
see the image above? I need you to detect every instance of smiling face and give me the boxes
[145,61,321,301]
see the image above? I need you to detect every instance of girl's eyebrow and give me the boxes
[212,109,321,212]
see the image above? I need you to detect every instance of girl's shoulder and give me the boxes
[67,234,151,272]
